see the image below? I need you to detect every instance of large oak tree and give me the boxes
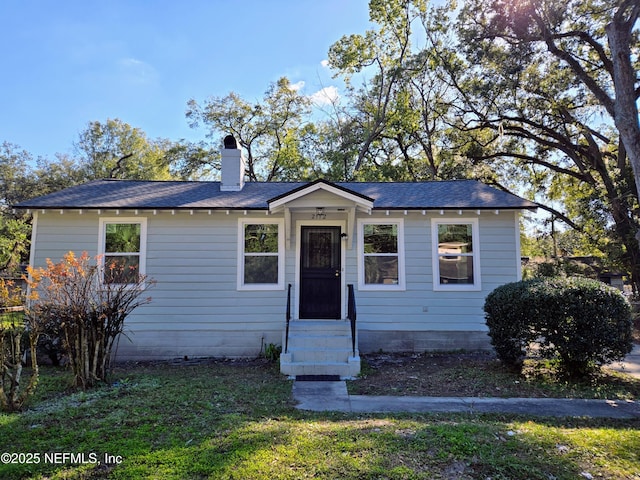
[325,0,640,289]
[445,0,640,289]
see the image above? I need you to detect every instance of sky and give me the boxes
[0,1,372,159]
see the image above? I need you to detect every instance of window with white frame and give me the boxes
[238,219,284,290]
[358,219,405,290]
[98,218,147,284]
[431,218,481,290]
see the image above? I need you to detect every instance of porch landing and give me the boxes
[280,320,360,379]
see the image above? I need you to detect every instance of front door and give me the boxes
[299,226,341,319]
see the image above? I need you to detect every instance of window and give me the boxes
[238,219,284,290]
[98,218,147,284]
[431,218,481,291]
[358,219,405,290]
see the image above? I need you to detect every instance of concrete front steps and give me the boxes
[280,320,360,379]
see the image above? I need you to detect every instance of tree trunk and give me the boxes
[610,195,640,294]
[606,3,640,205]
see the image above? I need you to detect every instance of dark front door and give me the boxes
[300,226,341,319]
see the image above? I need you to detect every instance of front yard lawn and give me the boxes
[0,358,638,479]
[348,352,640,400]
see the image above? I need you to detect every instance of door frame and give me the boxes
[295,219,346,320]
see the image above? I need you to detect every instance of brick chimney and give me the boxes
[220,135,246,191]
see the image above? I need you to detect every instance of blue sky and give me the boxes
[1,1,372,159]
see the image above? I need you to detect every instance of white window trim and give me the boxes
[357,218,406,291]
[431,217,481,291]
[98,217,148,284]
[237,218,285,291]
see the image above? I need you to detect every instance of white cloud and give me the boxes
[290,80,305,91]
[118,57,157,85]
[320,59,330,68]
[309,86,339,106]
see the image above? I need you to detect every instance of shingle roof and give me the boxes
[14,178,537,210]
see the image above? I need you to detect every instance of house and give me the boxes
[16,137,537,378]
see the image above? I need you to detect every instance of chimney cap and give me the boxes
[223,135,238,149]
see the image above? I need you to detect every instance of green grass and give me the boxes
[0,361,639,479]
[348,352,640,399]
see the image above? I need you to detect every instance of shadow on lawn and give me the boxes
[0,360,639,479]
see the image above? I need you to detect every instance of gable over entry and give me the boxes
[267,180,374,321]
[268,179,374,250]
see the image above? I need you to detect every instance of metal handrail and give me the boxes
[285,283,292,354]
[347,284,357,357]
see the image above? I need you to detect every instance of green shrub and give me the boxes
[484,280,536,371]
[484,277,633,377]
[263,343,282,362]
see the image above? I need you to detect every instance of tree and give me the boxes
[0,278,40,412]
[186,77,313,181]
[603,1,640,201]
[32,154,88,196]
[74,118,174,180]
[0,143,87,272]
[435,0,640,290]
[0,143,42,273]
[163,140,219,180]
[329,0,427,180]
[327,0,469,181]
[299,118,361,181]
[0,218,30,272]
[1,121,185,269]
[0,142,39,210]
[324,0,639,286]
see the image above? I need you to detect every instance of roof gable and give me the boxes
[268,179,374,212]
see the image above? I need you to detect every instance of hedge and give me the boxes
[484,277,633,377]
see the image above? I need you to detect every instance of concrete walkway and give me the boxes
[609,344,640,378]
[292,346,640,419]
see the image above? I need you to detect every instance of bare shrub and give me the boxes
[28,251,154,389]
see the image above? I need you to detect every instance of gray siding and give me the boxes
[32,211,286,360]
[345,212,519,332]
[30,208,521,359]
